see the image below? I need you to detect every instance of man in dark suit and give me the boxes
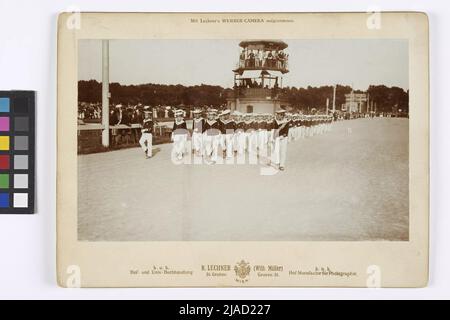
[139,107,156,158]
[109,104,124,146]
[132,104,144,143]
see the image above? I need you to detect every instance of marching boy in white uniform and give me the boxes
[295,114,301,141]
[244,114,258,154]
[171,109,188,161]
[270,109,289,171]
[287,113,295,142]
[233,112,246,156]
[219,109,235,160]
[203,109,221,164]
[266,114,275,153]
[319,115,323,135]
[256,113,268,158]
[300,114,306,139]
[192,109,205,156]
[291,114,298,141]
[139,107,156,159]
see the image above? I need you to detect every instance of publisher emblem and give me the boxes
[234,260,251,283]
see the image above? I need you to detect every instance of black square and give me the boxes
[14,97,29,113]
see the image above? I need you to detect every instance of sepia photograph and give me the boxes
[77,38,409,242]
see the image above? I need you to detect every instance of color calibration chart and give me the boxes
[0,91,35,214]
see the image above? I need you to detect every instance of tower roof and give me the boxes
[239,40,288,50]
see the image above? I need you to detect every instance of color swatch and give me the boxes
[0,91,35,214]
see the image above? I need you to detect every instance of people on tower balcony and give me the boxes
[257,49,263,67]
[266,51,274,68]
[238,48,288,70]
[248,51,255,68]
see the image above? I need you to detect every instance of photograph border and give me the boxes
[57,12,429,287]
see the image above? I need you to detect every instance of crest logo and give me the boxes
[234,260,251,283]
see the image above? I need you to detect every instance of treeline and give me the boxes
[281,85,352,111]
[282,85,409,113]
[367,85,409,113]
[78,80,408,113]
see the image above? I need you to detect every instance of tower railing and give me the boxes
[236,57,289,73]
[231,87,280,100]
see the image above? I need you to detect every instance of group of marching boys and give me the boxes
[139,107,333,171]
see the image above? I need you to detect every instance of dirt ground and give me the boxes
[78,118,409,241]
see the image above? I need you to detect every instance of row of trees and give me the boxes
[367,85,409,114]
[281,85,352,111]
[78,80,408,113]
[78,80,227,107]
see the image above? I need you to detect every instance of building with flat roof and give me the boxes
[343,91,368,113]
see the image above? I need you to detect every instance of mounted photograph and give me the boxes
[77,38,410,242]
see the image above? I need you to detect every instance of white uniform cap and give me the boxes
[174,109,185,117]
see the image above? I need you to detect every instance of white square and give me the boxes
[14,174,28,189]
[13,193,28,208]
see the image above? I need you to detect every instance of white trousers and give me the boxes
[258,130,268,148]
[271,136,288,168]
[292,127,298,141]
[267,130,274,153]
[192,132,203,154]
[203,134,221,161]
[139,133,152,157]
[219,134,226,150]
[248,131,258,153]
[224,133,234,158]
[289,128,296,142]
[234,131,246,155]
[172,134,187,159]
[258,130,268,157]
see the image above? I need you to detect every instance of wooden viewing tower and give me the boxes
[227,40,290,114]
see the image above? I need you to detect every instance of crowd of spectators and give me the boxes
[78,102,225,147]
[78,102,102,120]
[78,102,228,122]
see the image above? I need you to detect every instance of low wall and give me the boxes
[77,124,172,154]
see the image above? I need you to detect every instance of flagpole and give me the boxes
[101,40,110,147]
[332,84,336,113]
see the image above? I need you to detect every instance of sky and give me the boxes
[78,39,408,91]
